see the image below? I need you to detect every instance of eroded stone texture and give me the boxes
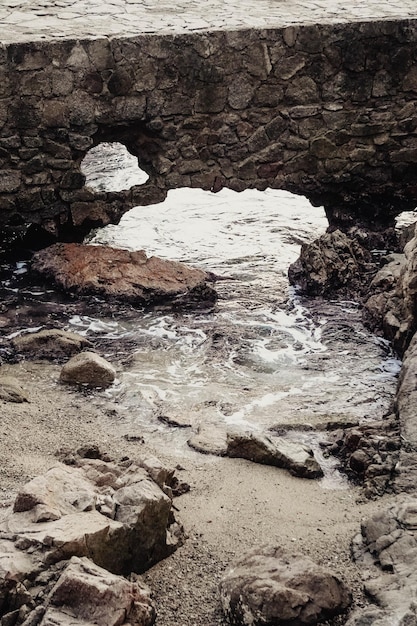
[226,431,323,478]
[1,22,417,246]
[1,457,185,576]
[31,243,218,309]
[0,452,185,625]
[348,499,417,625]
[219,545,351,626]
[288,229,373,297]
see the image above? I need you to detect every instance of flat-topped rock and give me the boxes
[1,0,416,44]
[32,243,217,310]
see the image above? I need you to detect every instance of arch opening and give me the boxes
[81,142,149,193]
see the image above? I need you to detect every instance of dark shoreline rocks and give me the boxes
[288,216,417,624]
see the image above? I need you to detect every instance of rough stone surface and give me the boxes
[348,499,417,626]
[393,334,417,494]
[40,557,155,626]
[323,418,401,497]
[59,351,116,388]
[1,456,184,576]
[288,229,373,297]
[219,544,352,626]
[187,424,228,457]
[226,431,323,479]
[12,329,92,360]
[32,243,217,309]
[0,453,185,625]
[0,17,417,245]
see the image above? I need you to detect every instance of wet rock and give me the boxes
[219,544,351,626]
[363,252,411,355]
[324,418,400,497]
[288,229,372,298]
[1,457,185,576]
[12,329,92,360]
[59,351,116,388]
[0,376,29,403]
[32,243,217,309]
[348,499,417,625]
[226,431,323,479]
[39,556,155,626]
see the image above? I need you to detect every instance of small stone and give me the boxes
[59,351,116,388]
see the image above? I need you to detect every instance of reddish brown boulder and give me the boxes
[32,243,217,308]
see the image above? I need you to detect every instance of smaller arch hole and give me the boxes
[81,142,149,193]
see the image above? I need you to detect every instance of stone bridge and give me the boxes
[1,0,417,246]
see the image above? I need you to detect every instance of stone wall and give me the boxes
[1,19,417,244]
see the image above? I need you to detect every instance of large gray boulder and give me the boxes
[226,431,323,479]
[32,243,217,309]
[219,545,351,626]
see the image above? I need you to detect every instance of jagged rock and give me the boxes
[0,377,29,403]
[219,545,351,626]
[39,556,155,626]
[0,457,185,576]
[12,329,92,360]
[394,334,417,493]
[288,229,372,297]
[226,431,323,479]
[363,253,411,355]
[32,243,217,309]
[59,351,116,388]
[323,418,400,497]
[349,499,417,625]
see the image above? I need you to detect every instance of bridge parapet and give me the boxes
[1,13,417,243]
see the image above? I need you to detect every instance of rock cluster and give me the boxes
[0,449,186,625]
[323,418,401,497]
[364,224,417,356]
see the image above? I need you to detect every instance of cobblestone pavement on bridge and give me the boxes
[1,0,417,44]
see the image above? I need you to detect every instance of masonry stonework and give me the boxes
[1,19,417,243]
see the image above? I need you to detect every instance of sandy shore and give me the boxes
[0,359,392,625]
